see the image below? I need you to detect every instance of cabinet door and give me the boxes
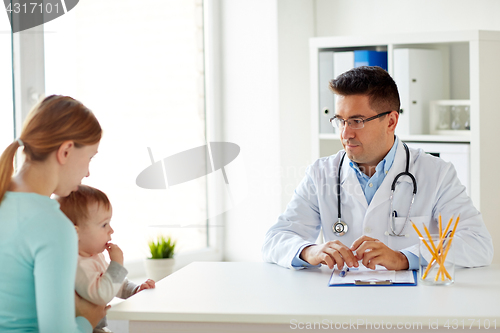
[318,51,335,134]
[394,48,445,135]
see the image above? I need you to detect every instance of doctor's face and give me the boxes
[335,94,397,171]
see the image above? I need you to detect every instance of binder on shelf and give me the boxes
[329,265,417,287]
[354,50,388,71]
[334,51,354,77]
[333,51,354,115]
[393,48,446,136]
[318,51,335,134]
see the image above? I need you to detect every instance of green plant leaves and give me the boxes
[148,235,176,259]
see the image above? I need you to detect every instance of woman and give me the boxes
[0,95,108,332]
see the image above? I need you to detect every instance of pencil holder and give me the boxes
[419,235,455,285]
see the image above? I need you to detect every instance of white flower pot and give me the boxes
[144,258,176,282]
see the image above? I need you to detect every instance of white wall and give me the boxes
[220,0,315,262]
[277,1,316,212]
[315,0,500,36]
[220,0,282,262]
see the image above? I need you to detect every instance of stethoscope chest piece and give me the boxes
[333,220,348,236]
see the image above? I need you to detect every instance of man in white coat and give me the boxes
[262,66,493,271]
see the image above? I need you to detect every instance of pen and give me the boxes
[339,265,349,278]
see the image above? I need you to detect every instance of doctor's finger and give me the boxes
[361,250,384,270]
[361,247,383,264]
[320,253,335,269]
[363,251,385,269]
[322,247,344,268]
[354,240,384,260]
[350,235,378,251]
[333,246,358,267]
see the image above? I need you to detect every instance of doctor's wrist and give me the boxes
[299,245,315,264]
[396,251,410,270]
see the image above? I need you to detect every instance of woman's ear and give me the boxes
[74,225,79,234]
[56,141,75,165]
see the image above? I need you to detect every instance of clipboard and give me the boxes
[328,265,418,287]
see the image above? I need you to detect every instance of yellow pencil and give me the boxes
[441,215,454,241]
[412,221,453,280]
[437,215,460,278]
[411,222,440,271]
[423,223,452,281]
[437,216,453,262]
[411,222,436,258]
[421,215,448,279]
[422,258,435,279]
[439,214,442,238]
[434,216,453,262]
[423,224,438,254]
[422,225,443,281]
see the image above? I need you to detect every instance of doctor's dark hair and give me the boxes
[0,95,102,204]
[329,66,400,113]
[57,185,111,226]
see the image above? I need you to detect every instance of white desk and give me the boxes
[108,262,500,332]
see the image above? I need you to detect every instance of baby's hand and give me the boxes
[105,243,124,266]
[136,279,156,293]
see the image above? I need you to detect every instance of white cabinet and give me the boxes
[394,48,446,136]
[309,31,500,264]
[318,51,335,134]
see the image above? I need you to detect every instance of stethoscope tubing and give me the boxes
[335,142,417,237]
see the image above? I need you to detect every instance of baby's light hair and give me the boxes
[57,185,111,226]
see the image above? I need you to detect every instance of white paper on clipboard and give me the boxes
[329,265,416,285]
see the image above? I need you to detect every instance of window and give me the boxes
[0,19,14,150]
[41,0,220,273]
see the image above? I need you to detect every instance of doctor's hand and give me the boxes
[350,235,409,270]
[300,241,359,269]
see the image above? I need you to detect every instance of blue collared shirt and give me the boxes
[292,137,419,270]
[349,137,398,205]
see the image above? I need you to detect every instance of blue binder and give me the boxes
[354,50,388,71]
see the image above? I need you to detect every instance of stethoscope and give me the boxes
[333,142,417,237]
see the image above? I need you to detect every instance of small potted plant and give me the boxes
[144,235,177,281]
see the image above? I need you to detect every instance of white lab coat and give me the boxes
[262,139,493,269]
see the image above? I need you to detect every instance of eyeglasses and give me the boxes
[329,111,393,130]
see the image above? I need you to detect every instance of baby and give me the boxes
[58,185,155,333]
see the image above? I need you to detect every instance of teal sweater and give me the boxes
[0,192,92,332]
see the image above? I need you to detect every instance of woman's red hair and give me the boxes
[0,95,102,204]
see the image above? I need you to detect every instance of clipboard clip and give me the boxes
[354,280,393,285]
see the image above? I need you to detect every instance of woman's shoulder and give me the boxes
[4,191,74,233]
[4,191,58,209]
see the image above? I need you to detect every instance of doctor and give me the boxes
[262,66,493,271]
